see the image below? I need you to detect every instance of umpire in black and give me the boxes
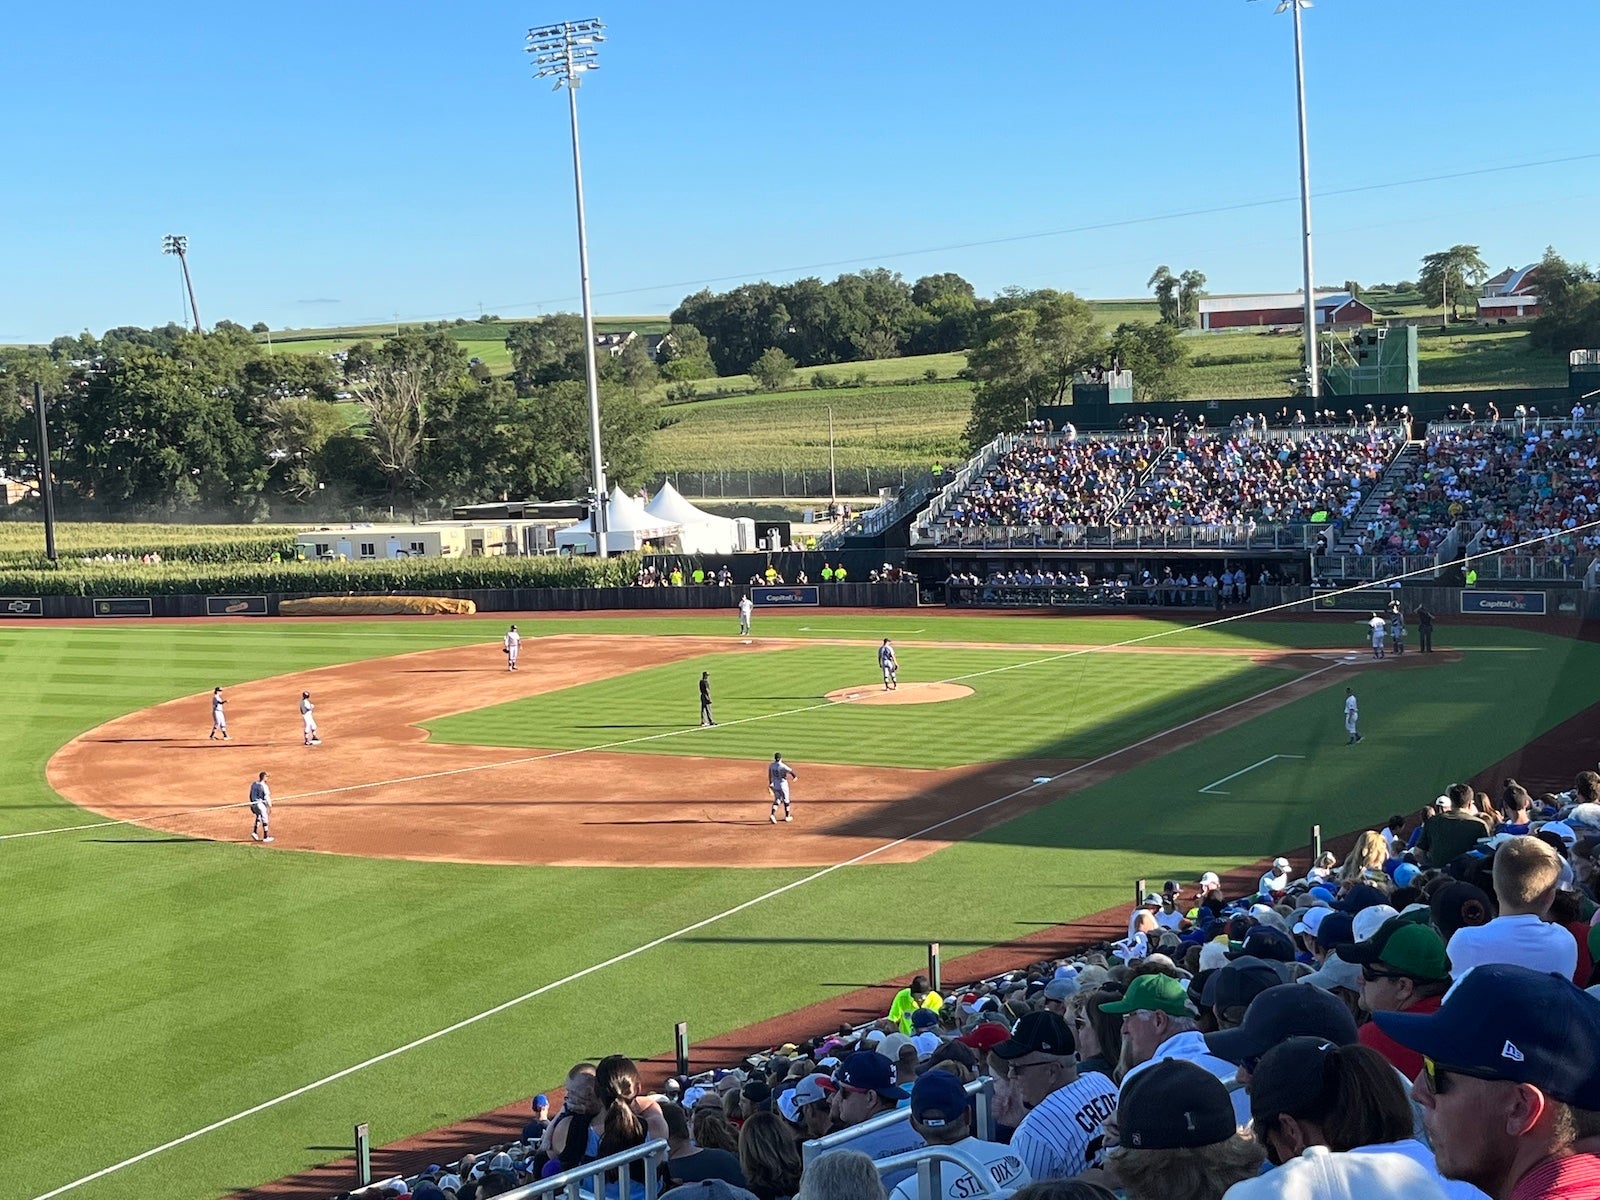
[699,671,716,726]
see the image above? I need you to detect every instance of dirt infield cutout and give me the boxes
[824,682,975,705]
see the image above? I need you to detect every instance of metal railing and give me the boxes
[947,582,1224,609]
[917,522,1322,550]
[872,1143,1016,1200]
[497,1138,668,1200]
[802,1077,995,1173]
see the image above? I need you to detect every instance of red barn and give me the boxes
[1198,291,1375,331]
[1477,264,1542,322]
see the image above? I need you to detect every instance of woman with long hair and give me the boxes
[738,1110,803,1200]
[592,1054,669,1190]
[1339,830,1389,886]
[691,1103,741,1154]
[1071,983,1125,1079]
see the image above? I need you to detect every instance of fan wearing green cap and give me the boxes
[1101,973,1250,1126]
[1335,914,1452,1082]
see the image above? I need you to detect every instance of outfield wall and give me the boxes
[2,582,919,619]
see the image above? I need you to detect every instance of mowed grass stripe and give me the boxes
[424,645,1292,769]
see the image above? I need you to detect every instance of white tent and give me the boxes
[644,481,752,553]
[556,486,680,554]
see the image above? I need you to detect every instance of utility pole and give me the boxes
[33,382,57,562]
[528,18,610,553]
[162,235,202,333]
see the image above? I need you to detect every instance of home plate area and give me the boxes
[824,682,975,706]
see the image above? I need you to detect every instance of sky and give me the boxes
[5,0,1599,344]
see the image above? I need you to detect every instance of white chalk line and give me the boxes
[27,657,1341,1200]
[1198,753,1307,795]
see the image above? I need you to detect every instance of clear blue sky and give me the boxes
[6,0,1598,344]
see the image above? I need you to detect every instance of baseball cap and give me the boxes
[1118,1060,1237,1149]
[1100,973,1195,1017]
[533,1093,549,1109]
[1309,885,1336,904]
[1335,917,1450,980]
[1333,883,1389,913]
[956,1022,1012,1053]
[917,1039,979,1076]
[790,1073,837,1108]
[1539,820,1578,849]
[1392,862,1422,888]
[1206,984,1361,1064]
[991,1010,1075,1059]
[740,1079,772,1107]
[1299,953,1363,993]
[1373,963,1600,1108]
[837,1051,907,1101]
[1292,907,1330,938]
[1043,977,1079,1002]
[878,1033,916,1062]
[910,1006,941,1030]
[1312,911,1355,948]
[1204,958,1289,1013]
[1228,926,1296,963]
[1199,871,1222,888]
[1352,904,1399,942]
[909,1070,970,1128]
[1140,892,1162,908]
[1433,794,1454,811]
[1247,1037,1342,1121]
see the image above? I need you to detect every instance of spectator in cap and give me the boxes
[1068,983,1125,1079]
[522,1093,551,1144]
[833,1051,908,1130]
[1041,975,1079,1020]
[784,1074,838,1140]
[1377,963,1600,1200]
[1204,958,1289,1031]
[1229,926,1297,966]
[1233,1038,1472,1199]
[992,1010,1118,1182]
[1105,1060,1264,1200]
[1101,973,1251,1124]
[1418,798,1493,870]
[662,1101,749,1190]
[887,975,943,1035]
[1447,836,1579,983]
[739,1078,775,1119]
[887,1070,1030,1200]
[1127,892,1162,939]
[1157,881,1188,931]
[738,1111,802,1200]
[907,1005,943,1057]
[1333,882,1389,914]
[1259,856,1293,899]
[796,1149,885,1200]
[1337,917,1452,1080]
[1430,881,1495,942]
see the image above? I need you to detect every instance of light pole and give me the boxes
[28,382,58,562]
[1257,0,1319,399]
[162,234,203,334]
[527,18,610,553]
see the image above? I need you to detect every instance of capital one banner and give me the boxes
[752,586,820,607]
[1460,591,1547,616]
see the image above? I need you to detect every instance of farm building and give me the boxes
[1477,264,1542,321]
[294,519,564,561]
[1198,291,1375,331]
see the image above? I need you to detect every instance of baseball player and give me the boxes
[503,624,521,671]
[300,691,321,746]
[767,752,796,824]
[878,638,899,690]
[1367,612,1387,660]
[738,593,753,637]
[249,771,274,842]
[699,671,716,727]
[209,686,229,740]
[1344,687,1363,745]
[1387,604,1405,656]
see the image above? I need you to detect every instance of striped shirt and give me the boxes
[1007,1072,1119,1181]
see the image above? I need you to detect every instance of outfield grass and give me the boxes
[6,613,1597,1199]
[427,644,1288,768]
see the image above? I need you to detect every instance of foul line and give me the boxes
[27,658,1340,1200]
[1198,754,1307,795]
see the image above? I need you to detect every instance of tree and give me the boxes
[1530,246,1600,354]
[1148,266,1180,325]
[1418,245,1490,323]
[1177,270,1207,328]
[505,314,589,392]
[1106,321,1189,402]
[964,290,1103,447]
[750,347,797,392]
[353,330,468,501]
[656,323,716,381]
[262,397,350,501]
[615,334,659,391]
[518,379,656,497]
[907,272,981,355]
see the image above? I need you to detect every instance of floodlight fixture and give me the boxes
[161,233,203,334]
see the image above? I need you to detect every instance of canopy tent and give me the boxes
[644,481,753,553]
[555,485,680,554]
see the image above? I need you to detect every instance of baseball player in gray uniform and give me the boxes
[300,691,321,746]
[879,639,899,690]
[249,771,274,842]
[768,753,796,824]
[503,624,521,671]
[209,687,229,740]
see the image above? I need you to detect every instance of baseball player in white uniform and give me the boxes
[249,771,274,842]
[738,594,753,637]
[1344,687,1363,745]
[768,752,796,824]
[300,691,321,746]
[878,638,899,690]
[1367,613,1387,660]
[503,624,521,671]
[209,687,229,740]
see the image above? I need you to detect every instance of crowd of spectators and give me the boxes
[947,565,1262,608]
[341,768,1600,1200]
[936,435,1167,532]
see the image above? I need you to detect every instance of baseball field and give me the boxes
[7,609,1598,1200]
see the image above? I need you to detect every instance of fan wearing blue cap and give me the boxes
[885,1071,1031,1200]
[1375,963,1600,1200]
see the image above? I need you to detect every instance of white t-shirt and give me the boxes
[1446,914,1579,983]
[1348,1139,1490,1200]
[1007,1071,1119,1181]
[1155,908,1185,930]
[887,1137,1029,1200]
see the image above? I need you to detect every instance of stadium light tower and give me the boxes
[527,18,611,552]
[1256,0,1320,399]
[162,234,203,334]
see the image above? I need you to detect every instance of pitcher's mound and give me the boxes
[825,683,975,706]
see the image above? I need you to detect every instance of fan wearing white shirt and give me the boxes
[887,1070,1030,1200]
[1446,836,1579,983]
